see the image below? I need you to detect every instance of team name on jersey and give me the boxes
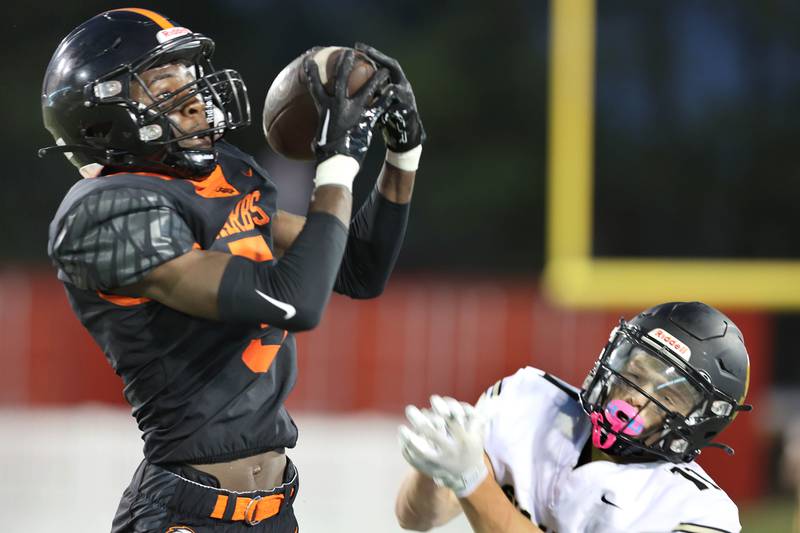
[217,190,270,238]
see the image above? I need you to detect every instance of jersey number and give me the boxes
[227,235,274,262]
[670,467,720,491]
[241,330,288,374]
[227,234,284,374]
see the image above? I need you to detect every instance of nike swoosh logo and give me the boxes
[255,289,297,319]
[318,109,330,146]
[600,494,621,509]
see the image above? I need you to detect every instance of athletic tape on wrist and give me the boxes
[314,155,359,192]
[385,145,422,172]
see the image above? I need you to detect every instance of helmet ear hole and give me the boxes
[704,430,717,439]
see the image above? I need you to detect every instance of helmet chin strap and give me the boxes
[94,145,217,179]
[703,441,735,456]
[37,144,121,158]
[163,147,217,177]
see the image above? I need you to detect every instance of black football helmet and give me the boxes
[40,8,250,178]
[580,302,752,463]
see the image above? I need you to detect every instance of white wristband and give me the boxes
[314,155,359,192]
[450,462,489,498]
[385,145,422,172]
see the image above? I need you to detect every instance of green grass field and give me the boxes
[741,497,795,532]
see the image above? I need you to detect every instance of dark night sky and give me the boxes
[4,0,800,271]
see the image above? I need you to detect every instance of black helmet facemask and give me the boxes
[581,311,752,464]
[41,11,251,178]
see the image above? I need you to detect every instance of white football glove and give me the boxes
[398,395,489,498]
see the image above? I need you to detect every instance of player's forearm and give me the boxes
[396,470,462,531]
[307,183,353,227]
[333,180,410,298]
[459,477,544,533]
[378,156,416,203]
[272,184,352,255]
[129,187,350,329]
[217,211,348,330]
[131,207,348,329]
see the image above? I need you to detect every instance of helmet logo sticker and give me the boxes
[156,27,192,43]
[647,328,691,361]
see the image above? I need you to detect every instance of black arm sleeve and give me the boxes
[334,187,410,298]
[218,212,348,331]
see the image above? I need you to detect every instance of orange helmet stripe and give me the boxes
[111,8,174,30]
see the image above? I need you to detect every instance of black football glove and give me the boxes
[355,43,426,153]
[303,50,393,167]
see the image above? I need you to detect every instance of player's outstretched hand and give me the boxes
[303,50,393,168]
[398,395,488,498]
[355,43,426,154]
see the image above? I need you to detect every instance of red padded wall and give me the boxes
[0,270,770,501]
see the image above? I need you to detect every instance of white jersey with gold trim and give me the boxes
[479,367,741,533]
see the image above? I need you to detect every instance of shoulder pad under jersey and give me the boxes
[49,185,194,291]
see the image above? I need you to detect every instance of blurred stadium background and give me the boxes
[2,0,799,531]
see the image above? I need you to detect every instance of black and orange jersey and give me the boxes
[47,141,300,464]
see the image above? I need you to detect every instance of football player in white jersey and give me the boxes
[395,302,751,533]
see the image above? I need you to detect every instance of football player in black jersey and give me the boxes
[41,8,424,532]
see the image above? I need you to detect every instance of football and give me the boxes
[263,46,377,160]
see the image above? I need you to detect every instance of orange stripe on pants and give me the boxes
[209,494,228,519]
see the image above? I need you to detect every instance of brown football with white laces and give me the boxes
[263,46,376,160]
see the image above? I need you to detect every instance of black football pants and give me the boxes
[111,457,299,532]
